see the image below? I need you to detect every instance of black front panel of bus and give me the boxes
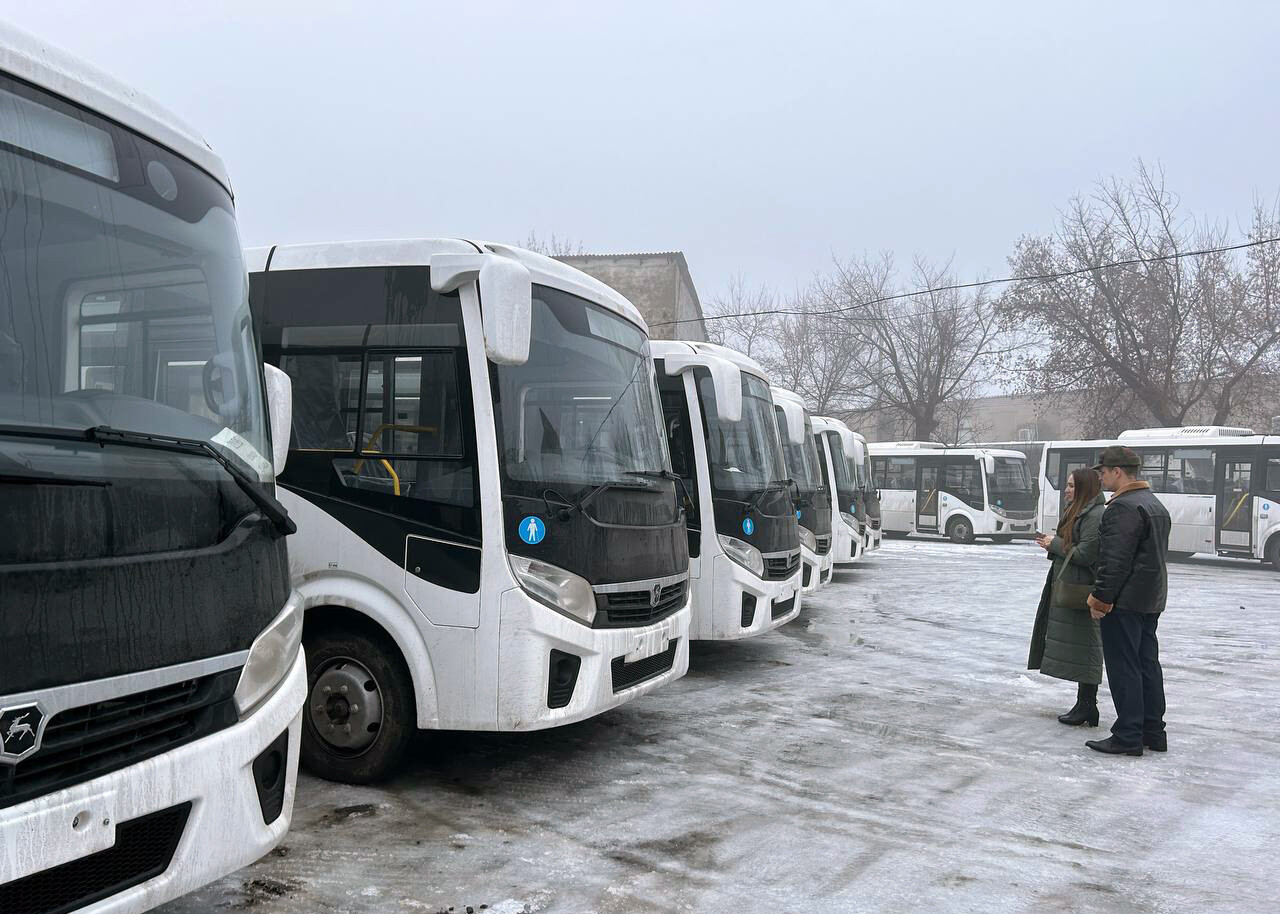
[502,490,688,586]
[0,440,288,695]
[711,489,800,556]
[798,485,831,538]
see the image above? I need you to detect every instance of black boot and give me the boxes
[1058,683,1099,727]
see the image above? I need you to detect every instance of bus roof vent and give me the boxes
[890,441,946,449]
[1118,426,1254,439]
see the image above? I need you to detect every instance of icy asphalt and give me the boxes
[163,540,1280,914]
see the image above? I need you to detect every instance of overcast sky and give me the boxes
[6,1,1280,304]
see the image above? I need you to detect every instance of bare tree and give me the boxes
[524,231,585,256]
[704,274,779,359]
[999,163,1280,431]
[821,254,1004,441]
[762,284,864,415]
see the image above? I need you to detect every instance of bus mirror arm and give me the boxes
[263,363,292,477]
[431,253,533,366]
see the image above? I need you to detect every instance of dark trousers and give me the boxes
[1099,610,1166,746]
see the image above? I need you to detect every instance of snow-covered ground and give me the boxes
[162,540,1280,914]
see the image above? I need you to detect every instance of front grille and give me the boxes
[869,518,881,530]
[815,535,832,556]
[771,594,796,620]
[763,550,801,581]
[611,639,679,693]
[0,802,190,914]
[1,670,240,810]
[594,578,687,629]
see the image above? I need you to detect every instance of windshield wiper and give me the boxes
[84,426,295,536]
[624,469,694,514]
[742,478,793,517]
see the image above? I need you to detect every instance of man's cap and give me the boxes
[1092,445,1141,470]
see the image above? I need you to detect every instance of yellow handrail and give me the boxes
[1223,490,1250,528]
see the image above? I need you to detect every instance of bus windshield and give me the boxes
[987,456,1036,512]
[493,285,668,493]
[826,432,858,509]
[775,408,822,494]
[700,372,787,498]
[0,75,269,476]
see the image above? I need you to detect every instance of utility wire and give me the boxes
[652,235,1280,329]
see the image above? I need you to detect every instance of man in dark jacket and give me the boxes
[1085,446,1172,756]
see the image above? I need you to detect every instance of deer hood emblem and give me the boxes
[0,703,45,764]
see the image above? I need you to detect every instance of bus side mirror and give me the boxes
[431,253,533,365]
[983,454,996,475]
[264,362,292,477]
[660,351,742,422]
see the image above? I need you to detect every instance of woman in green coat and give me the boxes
[1027,467,1106,726]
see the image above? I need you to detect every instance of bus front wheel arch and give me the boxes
[1266,534,1280,572]
[301,608,417,784]
[946,516,975,545]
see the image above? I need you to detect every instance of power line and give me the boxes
[652,235,1280,329]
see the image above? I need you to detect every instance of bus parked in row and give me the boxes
[771,388,834,591]
[812,416,864,565]
[250,240,691,782]
[653,341,803,638]
[1037,427,1280,569]
[849,428,883,555]
[868,443,1036,543]
[1,24,305,913]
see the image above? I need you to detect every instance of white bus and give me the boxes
[652,341,803,639]
[771,388,834,592]
[849,428,883,555]
[249,240,691,782]
[811,416,864,565]
[1,24,305,913]
[1037,427,1280,569]
[868,443,1037,543]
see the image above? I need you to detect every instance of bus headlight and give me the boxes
[509,555,597,626]
[718,534,764,577]
[234,596,303,719]
[840,512,859,531]
[797,527,817,553]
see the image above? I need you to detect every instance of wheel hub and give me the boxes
[308,658,383,752]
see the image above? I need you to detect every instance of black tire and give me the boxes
[947,516,975,545]
[990,534,1014,544]
[301,627,416,784]
[1266,536,1280,572]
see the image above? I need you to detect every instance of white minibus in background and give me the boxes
[249,240,691,782]
[653,341,803,638]
[1,24,305,913]
[812,416,863,565]
[1038,427,1280,569]
[771,388,834,591]
[868,443,1036,543]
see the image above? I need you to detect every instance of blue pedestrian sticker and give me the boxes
[518,516,546,545]
[742,517,755,536]
[796,509,802,521]
[1264,502,1272,511]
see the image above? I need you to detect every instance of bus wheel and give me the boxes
[990,534,1014,544]
[946,517,975,545]
[302,628,415,784]
[1267,536,1280,572]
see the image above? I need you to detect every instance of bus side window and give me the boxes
[655,362,700,556]
[1138,450,1169,492]
[1045,450,1060,486]
[882,457,915,489]
[871,457,887,488]
[1169,448,1214,494]
[1263,448,1280,495]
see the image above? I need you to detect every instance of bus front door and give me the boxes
[916,462,940,533]
[1216,456,1254,555]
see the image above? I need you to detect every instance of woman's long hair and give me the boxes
[1057,467,1102,551]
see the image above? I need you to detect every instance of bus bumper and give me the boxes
[800,543,827,594]
[689,554,802,640]
[495,589,690,730]
[0,650,306,913]
[865,524,882,553]
[833,520,861,566]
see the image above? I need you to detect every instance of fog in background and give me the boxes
[5,1,1280,300]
